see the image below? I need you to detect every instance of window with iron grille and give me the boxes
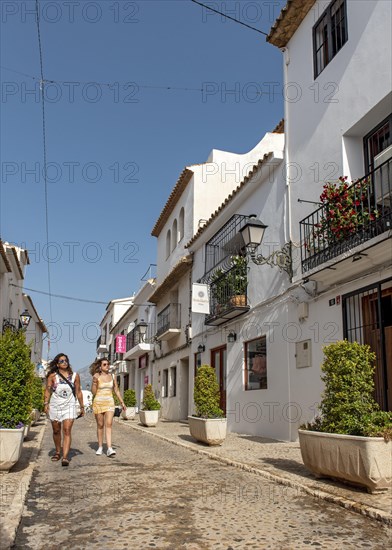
[313,0,348,78]
[204,214,250,277]
[364,115,392,174]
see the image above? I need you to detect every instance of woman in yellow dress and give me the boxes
[90,358,125,457]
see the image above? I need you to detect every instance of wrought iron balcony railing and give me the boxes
[205,263,249,325]
[126,322,155,351]
[156,304,181,337]
[300,157,391,273]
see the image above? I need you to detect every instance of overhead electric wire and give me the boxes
[190,0,269,36]
[10,284,149,307]
[35,0,56,350]
[0,65,203,93]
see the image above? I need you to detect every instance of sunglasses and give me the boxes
[101,363,109,366]
[58,359,68,364]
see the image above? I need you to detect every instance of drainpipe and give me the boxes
[282,46,293,441]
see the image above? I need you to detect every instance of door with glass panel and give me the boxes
[211,346,227,414]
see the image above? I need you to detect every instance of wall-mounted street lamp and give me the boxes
[138,319,148,342]
[197,343,205,353]
[227,331,237,343]
[19,309,32,329]
[240,218,293,279]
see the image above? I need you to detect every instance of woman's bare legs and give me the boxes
[62,419,74,459]
[95,413,104,448]
[51,421,61,454]
[104,411,115,449]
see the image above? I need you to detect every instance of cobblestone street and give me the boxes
[8,416,391,549]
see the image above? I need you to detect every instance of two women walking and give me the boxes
[45,353,125,465]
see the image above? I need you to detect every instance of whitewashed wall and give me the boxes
[284,0,392,244]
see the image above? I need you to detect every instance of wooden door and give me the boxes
[211,346,227,414]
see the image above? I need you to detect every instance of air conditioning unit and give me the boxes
[374,144,392,205]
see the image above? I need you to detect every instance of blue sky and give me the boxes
[1,0,286,371]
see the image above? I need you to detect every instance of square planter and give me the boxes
[188,416,227,446]
[122,407,136,420]
[139,410,159,427]
[0,427,24,471]
[298,429,392,494]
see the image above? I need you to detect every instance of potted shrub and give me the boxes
[188,364,227,445]
[31,375,44,424]
[139,384,160,427]
[299,340,392,493]
[122,389,137,420]
[0,329,35,471]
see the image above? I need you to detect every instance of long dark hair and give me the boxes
[89,357,108,376]
[48,353,73,377]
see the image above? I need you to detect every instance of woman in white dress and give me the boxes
[44,353,84,466]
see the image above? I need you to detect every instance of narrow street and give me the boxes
[11,416,390,549]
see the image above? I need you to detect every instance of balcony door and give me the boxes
[211,346,227,414]
[343,279,392,411]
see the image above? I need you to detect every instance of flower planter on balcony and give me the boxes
[230,294,246,307]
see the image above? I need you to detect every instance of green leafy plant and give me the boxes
[194,365,224,418]
[211,255,248,309]
[123,389,137,407]
[142,384,161,411]
[0,329,35,428]
[303,340,392,440]
[308,176,379,251]
[31,376,45,412]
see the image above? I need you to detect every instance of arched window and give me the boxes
[172,219,178,251]
[166,229,171,259]
[178,207,184,241]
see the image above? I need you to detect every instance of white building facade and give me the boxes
[266,0,392,425]
[150,137,283,421]
[0,240,47,370]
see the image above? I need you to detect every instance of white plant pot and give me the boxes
[121,407,136,420]
[34,409,41,423]
[298,429,392,494]
[139,410,159,427]
[0,427,24,471]
[188,416,227,446]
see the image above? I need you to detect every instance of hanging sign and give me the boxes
[192,283,210,314]
[115,335,126,353]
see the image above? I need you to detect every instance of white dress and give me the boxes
[49,373,77,422]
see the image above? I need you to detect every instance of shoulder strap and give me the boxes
[58,372,76,399]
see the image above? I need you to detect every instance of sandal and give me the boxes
[61,458,70,467]
[51,452,61,462]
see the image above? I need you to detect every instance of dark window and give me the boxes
[364,115,392,174]
[163,369,169,398]
[245,337,267,391]
[170,366,177,397]
[313,0,348,78]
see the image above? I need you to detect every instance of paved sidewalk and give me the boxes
[0,419,46,548]
[120,417,392,525]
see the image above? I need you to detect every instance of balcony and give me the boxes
[96,335,108,354]
[205,262,250,326]
[299,159,391,282]
[156,304,181,341]
[124,322,155,358]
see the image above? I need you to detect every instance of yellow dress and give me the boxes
[92,375,115,414]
